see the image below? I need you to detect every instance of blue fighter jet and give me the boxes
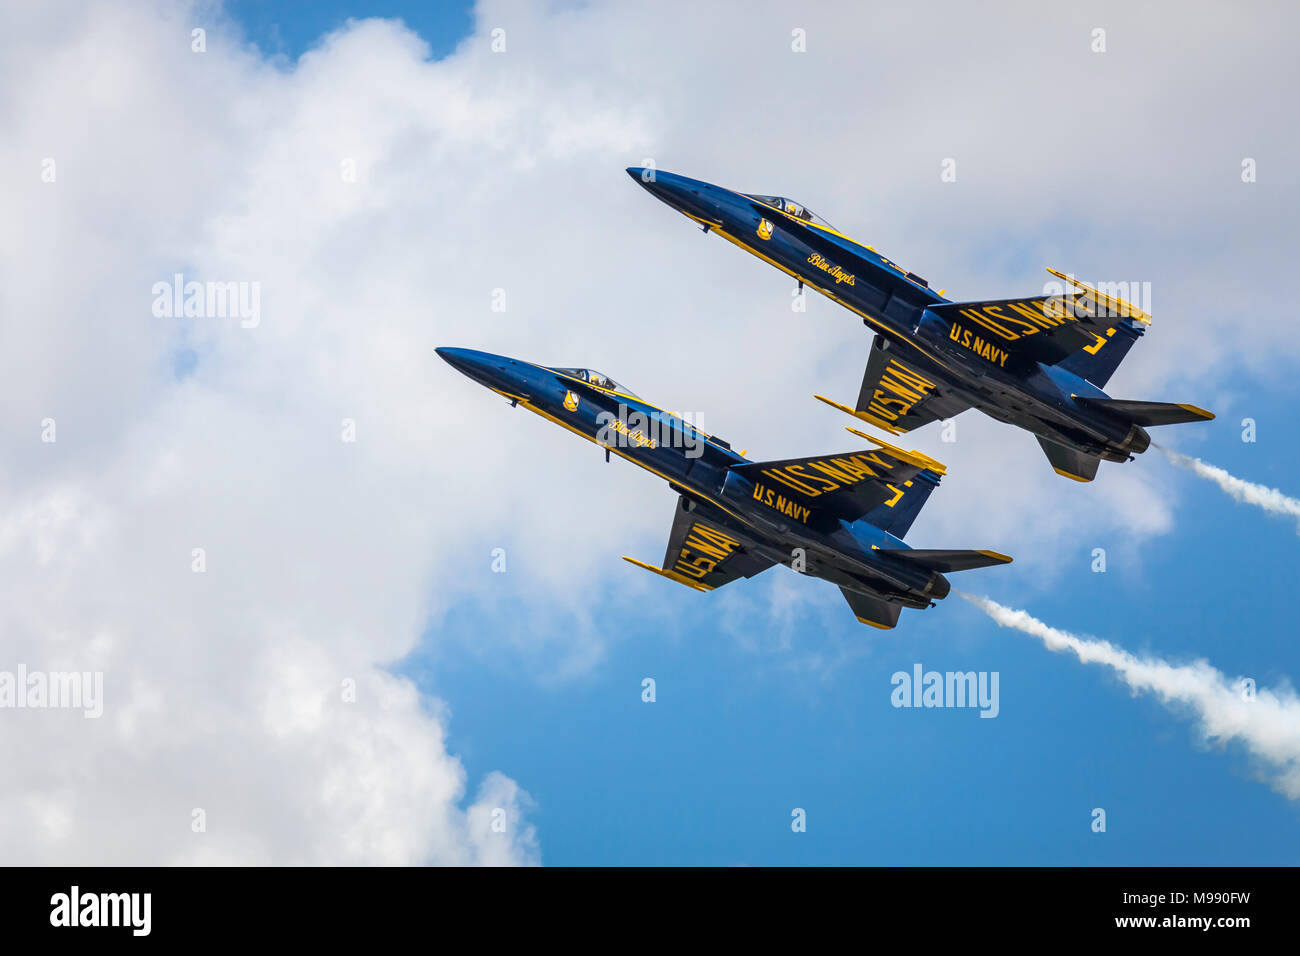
[628,167,1215,482]
[439,347,1011,629]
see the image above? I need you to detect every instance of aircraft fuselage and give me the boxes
[627,168,1152,463]
[436,347,947,607]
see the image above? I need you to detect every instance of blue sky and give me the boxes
[224,0,473,59]
[217,0,1300,866]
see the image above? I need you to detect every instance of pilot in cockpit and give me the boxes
[745,193,835,231]
[555,367,638,397]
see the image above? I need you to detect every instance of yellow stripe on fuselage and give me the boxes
[743,195,933,295]
[513,396,754,529]
[545,367,731,450]
[688,212,958,376]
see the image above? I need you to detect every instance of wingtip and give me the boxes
[815,394,908,436]
[813,393,850,413]
[1045,266,1152,324]
[623,556,711,592]
[843,426,948,476]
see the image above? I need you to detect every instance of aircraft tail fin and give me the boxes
[1056,318,1144,388]
[1072,396,1215,427]
[839,588,903,630]
[1037,436,1102,482]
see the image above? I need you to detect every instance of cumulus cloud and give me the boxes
[1,0,1296,862]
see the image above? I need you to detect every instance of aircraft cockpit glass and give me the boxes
[554,367,639,397]
[744,193,837,232]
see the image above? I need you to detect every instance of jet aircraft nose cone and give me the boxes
[626,168,723,224]
[627,167,663,195]
[435,346,471,373]
[437,347,496,383]
[627,166,678,189]
[437,347,523,396]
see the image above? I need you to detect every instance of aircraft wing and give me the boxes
[623,497,776,591]
[925,270,1152,367]
[728,435,946,524]
[816,336,972,436]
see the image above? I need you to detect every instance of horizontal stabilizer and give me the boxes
[881,549,1013,573]
[839,588,903,630]
[1073,397,1215,427]
[1037,436,1101,482]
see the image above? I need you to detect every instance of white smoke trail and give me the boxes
[1158,446,1300,534]
[960,593,1300,800]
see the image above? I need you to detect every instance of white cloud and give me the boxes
[0,0,1295,862]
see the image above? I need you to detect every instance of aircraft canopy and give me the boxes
[555,368,639,397]
[744,194,837,231]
